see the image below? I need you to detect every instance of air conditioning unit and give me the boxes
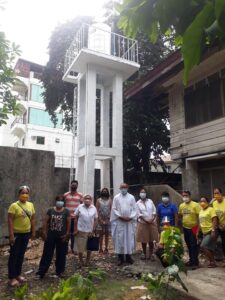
[31,136,37,141]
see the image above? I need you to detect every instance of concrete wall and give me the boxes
[0,146,70,245]
[144,184,183,207]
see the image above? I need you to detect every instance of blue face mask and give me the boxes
[120,188,128,195]
[56,201,64,208]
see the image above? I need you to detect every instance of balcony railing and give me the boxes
[10,117,25,129]
[64,23,138,75]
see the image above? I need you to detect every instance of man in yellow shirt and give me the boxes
[212,187,225,258]
[179,191,200,269]
[8,186,35,287]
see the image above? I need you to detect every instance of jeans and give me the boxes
[218,229,225,256]
[8,232,30,279]
[37,235,68,277]
[183,227,199,265]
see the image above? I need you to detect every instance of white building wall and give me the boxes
[0,64,74,168]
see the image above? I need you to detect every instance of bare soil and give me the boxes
[0,238,141,299]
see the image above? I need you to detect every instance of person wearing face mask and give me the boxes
[199,197,218,268]
[74,195,98,267]
[178,191,200,269]
[110,183,137,265]
[36,195,70,279]
[7,185,35,287]
[96,188,112,254]
[212,187,225,259]
[64,180,83,254]
[157,192,178,230]
[136,188,159,260]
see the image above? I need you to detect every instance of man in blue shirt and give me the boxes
[157,192,178,230]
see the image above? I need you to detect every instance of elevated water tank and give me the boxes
[88,23,111,55]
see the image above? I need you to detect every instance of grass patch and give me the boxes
[96,278,148,300]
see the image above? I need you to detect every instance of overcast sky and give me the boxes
[1,0,109,65]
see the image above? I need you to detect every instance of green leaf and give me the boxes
[176,274,189,293]
[215,0,225,31]
[149,21,159,44]
[182,2,215,84]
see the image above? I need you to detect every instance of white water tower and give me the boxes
[63,23,139,195]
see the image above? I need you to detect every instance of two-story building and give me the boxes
[126,48,225,199]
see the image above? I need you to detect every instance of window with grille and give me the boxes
[36,136,45,145]
[184,72,225,128]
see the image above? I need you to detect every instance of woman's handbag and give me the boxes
[87,235,99,251]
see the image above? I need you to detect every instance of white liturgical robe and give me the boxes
[110,192,137,254]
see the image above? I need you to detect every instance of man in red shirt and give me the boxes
[64,180,83,253]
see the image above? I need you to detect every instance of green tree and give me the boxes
[0,28,21,126]
[117,0,225,84]
[123,96,169,183]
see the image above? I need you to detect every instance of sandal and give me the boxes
[140,255,147,260]
[16,276,27,283]
[148,255,156,261]
[104,249,109,254]
[9,279,19,287]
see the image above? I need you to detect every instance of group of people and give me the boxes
[7,182,225,287]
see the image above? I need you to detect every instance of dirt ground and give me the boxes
[0,238,224,300]
[0,238,144,299]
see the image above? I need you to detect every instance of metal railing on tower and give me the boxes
[64,23,139,76]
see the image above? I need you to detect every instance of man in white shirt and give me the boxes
[110,183,137,265]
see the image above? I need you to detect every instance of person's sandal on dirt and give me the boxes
[16,276,27,283]
[8,279,19,287]
[147,255,156,261]
[140,254,146,260]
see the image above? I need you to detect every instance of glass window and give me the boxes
[184,73,224,128]
[29,108,62,128]
[30,84,44,103]
[36,136,45,145]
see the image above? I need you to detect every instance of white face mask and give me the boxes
[162,197,169,203]
[120,188,128,195]
[140,192,146,199]
[183,196,190,203]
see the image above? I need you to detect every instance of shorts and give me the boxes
[200,232,216,252]
[136,222,159,243]
[76,231,89,253]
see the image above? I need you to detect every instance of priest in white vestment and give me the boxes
[110,183,137,265]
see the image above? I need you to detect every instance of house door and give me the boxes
[199,168,225,199]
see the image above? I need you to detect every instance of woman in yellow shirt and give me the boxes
[212,187,225,258]
[8,186,35,287]
[199,197,218,268]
